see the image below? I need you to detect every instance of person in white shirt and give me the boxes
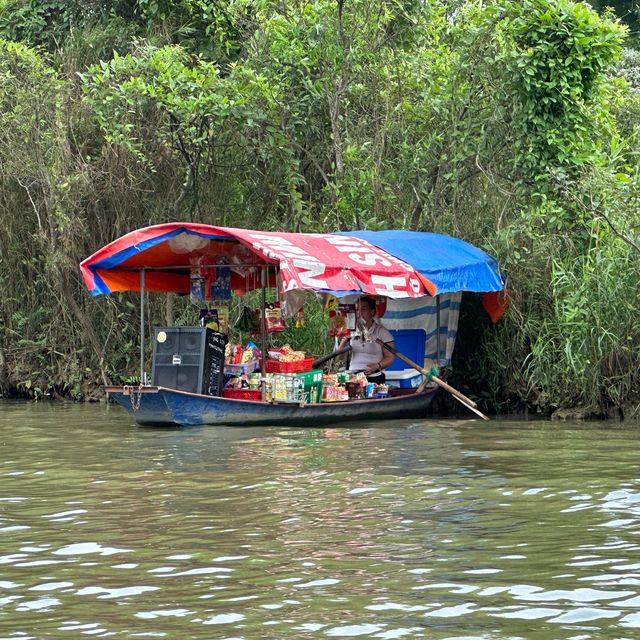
[340,297,395,383]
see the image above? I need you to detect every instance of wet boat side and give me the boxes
[106,386,437,427]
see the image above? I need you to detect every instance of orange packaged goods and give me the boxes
[264,302,285,333]
[328,303,356,337]
[265,345,313,373]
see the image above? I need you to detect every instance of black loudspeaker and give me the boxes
[151,326,227,395]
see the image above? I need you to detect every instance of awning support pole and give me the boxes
[140,269,146,385]
[260,266,267,377]
[436,295,441,367]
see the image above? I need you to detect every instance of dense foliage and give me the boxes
[1,0,638,417]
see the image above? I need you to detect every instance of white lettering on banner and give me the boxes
[282,274,298,292]
[376,250,414,273]
[245,233,321,263]
[350,252,392,267]
[329,236,416,274]
[248,233,278,239]
[331,246,393,267]
[334,245,369,252]
[326,236,393,267]
[325,235,351,242]
[293,260,329,289]
[279,247,316,259]
[243,233,420,294]
[371,275,409,296]
[273,245,309,256]
[326,236,365,251]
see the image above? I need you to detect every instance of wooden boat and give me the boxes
[82,224,506,427]
[107,385,438,427]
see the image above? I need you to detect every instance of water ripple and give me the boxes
[0,405,639,639]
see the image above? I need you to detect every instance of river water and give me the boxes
[0,402,639,639]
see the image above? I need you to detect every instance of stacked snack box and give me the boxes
[296,369,323,403]
[270,374,305,403]
[321,374,349,402]
[320,372,389,401]
[223,368,389,402]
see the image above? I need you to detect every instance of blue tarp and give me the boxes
[340,230,504,295]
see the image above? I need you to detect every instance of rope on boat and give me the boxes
[424,366,439,382]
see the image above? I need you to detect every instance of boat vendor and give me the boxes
[339,296,395,383]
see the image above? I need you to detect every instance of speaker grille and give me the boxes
[151,327,226,395]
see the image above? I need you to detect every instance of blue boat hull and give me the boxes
[106,386,437,427]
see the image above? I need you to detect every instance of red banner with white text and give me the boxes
[228,229,433,298]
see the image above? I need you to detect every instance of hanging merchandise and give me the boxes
[328,309,348,337]
[199,308,219,330]
[282,289,307,319]
[329,303,356,337]
[264,302,285,333]
[196,256,217,301]
[339,303,356,332]
[296,307,305,328]
[190,270,205,302]
[199,307,230,334]
[324,295,337,313]
[216,307,229,334]
[211,260,231,300]
[236,306,258,333]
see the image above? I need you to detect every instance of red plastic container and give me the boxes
[265,357,314,374]
[222,388,262,401]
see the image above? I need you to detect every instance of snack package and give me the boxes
[216,307,229,334]
[192,256,216,301]
[328,310,348,337]
[324,295,337,313]
[200,308,229,337]
[199,308,219,331]
[339,304,356,332]
[352,372,368,390]
[245,341,261,361]
[280,350,305,363]
[190,271,205,302]
[328,304,356,337]
[210,264,231,300]
[264,302,285,333]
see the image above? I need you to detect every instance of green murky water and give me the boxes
[0,401,639,639]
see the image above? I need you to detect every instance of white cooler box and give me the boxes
[385,368,424,389]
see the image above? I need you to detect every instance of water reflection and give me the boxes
[0,401,638,639]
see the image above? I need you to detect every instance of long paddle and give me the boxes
[450,394,492,421]
[311,345,352,369]
[376,339,490,421]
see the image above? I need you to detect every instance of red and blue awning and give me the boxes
[80,223,505,301]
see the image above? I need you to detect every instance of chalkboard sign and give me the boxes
[204,328,227,396]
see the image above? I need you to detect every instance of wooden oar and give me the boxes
[451,394,491,421]
[376,339,490,421]
[312,345,352,369]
